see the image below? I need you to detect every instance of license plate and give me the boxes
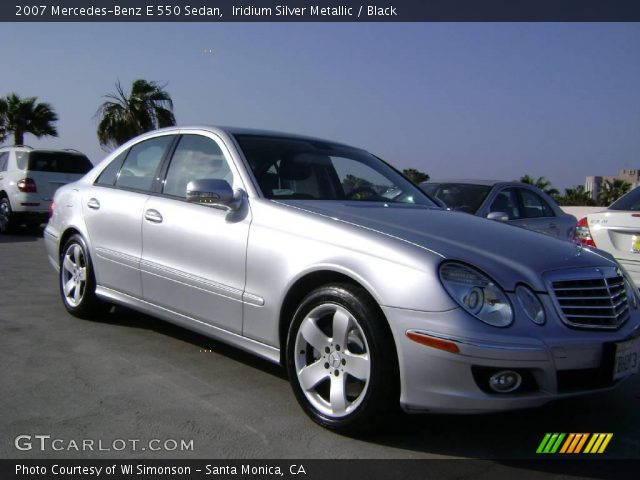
[613,338,640,381]
[632,235,640,253]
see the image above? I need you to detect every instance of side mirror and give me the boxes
[186,179,240,211]
[487,211,509,222]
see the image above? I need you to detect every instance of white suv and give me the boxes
[0,145,92,233]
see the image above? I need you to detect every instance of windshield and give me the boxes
[422,183,492,214]
[234,134,435,205]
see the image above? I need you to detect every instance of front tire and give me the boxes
[286,283,398,434]
[60,234,107,318]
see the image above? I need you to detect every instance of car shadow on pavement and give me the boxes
[89,305,288,381]
[359,381,640,463]
[83,305,639,467]
[0,226,44,243]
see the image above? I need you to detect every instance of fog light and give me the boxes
[489,370,522,393]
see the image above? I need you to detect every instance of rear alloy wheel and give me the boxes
[60,234,107,318]
[0,197,13,234]
[286,284,398,434]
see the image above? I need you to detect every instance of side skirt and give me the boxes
[95,285,281,365]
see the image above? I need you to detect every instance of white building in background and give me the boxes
[585,169,640,200]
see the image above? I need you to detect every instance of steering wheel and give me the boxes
[346,186,380,200]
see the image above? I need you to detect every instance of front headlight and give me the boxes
[439,262,514,327]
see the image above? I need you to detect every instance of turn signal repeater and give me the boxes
[406,330,460,353]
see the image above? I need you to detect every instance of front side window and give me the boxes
[115,136,173,192]
[519,189,555,218]
[424,183,491,214]
[163,135,233,198]
[235,134,434,205]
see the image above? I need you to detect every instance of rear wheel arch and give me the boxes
[59,228,84,260]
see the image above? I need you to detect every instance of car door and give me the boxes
[83,134,175,297]
[140,133,250,334]
[515,187,560,238]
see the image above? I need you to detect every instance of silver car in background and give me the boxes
[45,127,640,433]
[420,179,576,241]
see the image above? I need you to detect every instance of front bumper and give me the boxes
[383,298,640,414]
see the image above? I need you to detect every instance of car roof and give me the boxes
[420,179,520,187]
[152,125,361,150]
[0,145,86,155]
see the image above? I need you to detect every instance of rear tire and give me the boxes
[286,283,398,434]
[0,197,13,234]
[60,234,108,318]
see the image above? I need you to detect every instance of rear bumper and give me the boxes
[44,225,60,272]
[9,192,49,214]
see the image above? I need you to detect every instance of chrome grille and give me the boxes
[551,272,629,329]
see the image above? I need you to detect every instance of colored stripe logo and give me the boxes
[537,433,613,454]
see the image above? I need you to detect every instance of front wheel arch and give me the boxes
[278,270,384,365]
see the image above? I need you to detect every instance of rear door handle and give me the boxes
[144,209,163,223]
[87,198,100,210]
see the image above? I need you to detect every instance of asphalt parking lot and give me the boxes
[1,230,639,462]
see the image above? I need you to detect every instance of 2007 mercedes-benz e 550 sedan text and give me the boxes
[45,126,640,433]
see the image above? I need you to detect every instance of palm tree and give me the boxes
[403,168,430,184]
[557,185,597,206]
[96,79,176,149]
[520,174,559,198]
[599,179,631,206]
[0,93,58,145]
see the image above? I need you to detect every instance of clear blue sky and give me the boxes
[1,23,639,190]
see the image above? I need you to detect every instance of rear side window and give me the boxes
[519,189,555,218]
[95,151,128,187]
[490,188,520,220]
[27,151,93,174]
[610,187,640,211]
[0,152,8,172]
[115,136,173,192]
[16,152,28,170]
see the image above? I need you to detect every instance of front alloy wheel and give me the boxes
[287,284,398,433]
[294,303,371,418]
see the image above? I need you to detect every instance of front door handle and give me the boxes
[87,198,100,210]
[144,209,163,223]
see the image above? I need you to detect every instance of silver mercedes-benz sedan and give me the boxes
[420,179,576,241]
[44,126,640,433]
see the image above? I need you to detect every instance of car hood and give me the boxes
[280,201,616,291]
